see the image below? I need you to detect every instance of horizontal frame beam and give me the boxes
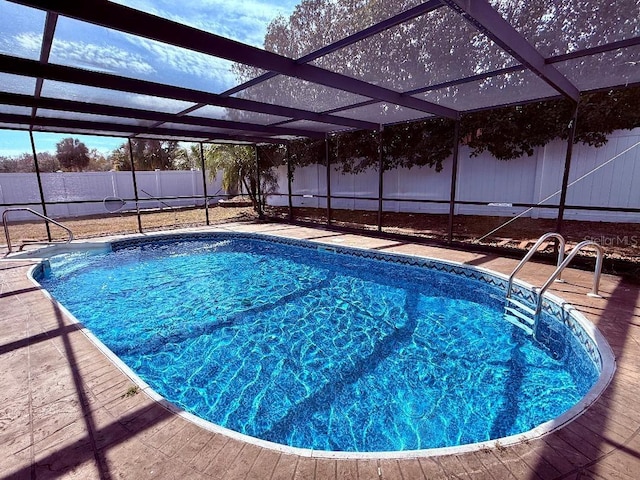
[11,0,458,119]
[0,54,377,132]
[0,113,288,144]
[0,92,326,139]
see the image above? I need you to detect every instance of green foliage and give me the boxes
[203,144,280,211]
[460,101,573,160]
[110,139,181,171]
[231,0,640,173]
[0,152,60,173]
[172,144,201,171]
[56,137,89,172]
[460,87,640,161]
[382,118,454,172]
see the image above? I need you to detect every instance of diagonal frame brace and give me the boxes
[443,0,580,103]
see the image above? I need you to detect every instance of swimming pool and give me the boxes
[34,232,613,455]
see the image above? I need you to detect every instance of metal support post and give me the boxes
[286,144,293,221]
[29,130,51,241]
[199,142,209,225]
[255,144,264,219]
[326,135,331,225]
[447,120,461,243]
[556,103,579,235]
[377,126,384,232]
[128,139,143,233]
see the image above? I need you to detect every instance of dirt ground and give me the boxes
[265,207,640,263]
[3,204,638,267]
[2,205,258,247]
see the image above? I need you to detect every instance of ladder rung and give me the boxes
[504,306,534,325]
[504,314,534,335]
[505,297,535,315]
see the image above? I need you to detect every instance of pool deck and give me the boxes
[1,222,640,479]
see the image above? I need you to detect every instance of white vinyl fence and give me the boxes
[1,129,640,223]
[0,170,224,221]
[268,128,640,223]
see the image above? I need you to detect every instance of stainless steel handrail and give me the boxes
[531,240,604,338]
[506,232,566,297]
[2,207,74,253]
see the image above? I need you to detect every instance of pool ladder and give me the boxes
[2,207,74,253]
[504,232,603,339]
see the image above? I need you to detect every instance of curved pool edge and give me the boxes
[25,230,617,460]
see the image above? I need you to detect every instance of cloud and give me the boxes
[111,0,298,47]
[13,32,42,53]
[14,32,156,76]
[124,36,238,91]
[127,94,193,113]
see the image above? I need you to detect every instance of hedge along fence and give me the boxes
[0,169,225,221]
[268,128,640,224]
[1,128,639,224]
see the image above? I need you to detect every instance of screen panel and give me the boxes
[236,75,369,113]
[491,0,640,58]
[311,6,517,93]
[186,105,291,125]
[0,72,38,95]
[36,108,156,127]
[0,105,32,116]
[0,1,46,61]
[416,70,561,111]
[284,120,352,133]
[334,102,432,124]
[553,45,640,91]
[50,15,239,94]
[40,80,195,113]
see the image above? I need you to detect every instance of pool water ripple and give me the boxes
[39,237,600,452]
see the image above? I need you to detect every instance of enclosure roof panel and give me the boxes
[0,0,637,143]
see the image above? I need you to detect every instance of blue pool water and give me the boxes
[39,235,599,452]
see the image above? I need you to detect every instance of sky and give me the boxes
[0,0,300,156]
[0,0,300,93]
[0,130,126,157]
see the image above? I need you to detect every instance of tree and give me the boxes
[86,148,112,171]
[173,144,201,170]
[109,139,182,171]
[231,0,640,172]
[203,144,279,210]
[55,137,90,171]
[0,152,59,173]
[36,152,60,172]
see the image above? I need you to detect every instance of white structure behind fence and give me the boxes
[0,170,224,221]
[268,128,640,223]
[1,129,639,223]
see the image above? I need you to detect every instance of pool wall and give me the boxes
[28,230,616,459]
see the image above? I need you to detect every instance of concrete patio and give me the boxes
[1,222,639,479]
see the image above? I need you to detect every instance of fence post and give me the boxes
[128,139,143,233]
[29,130,51,241]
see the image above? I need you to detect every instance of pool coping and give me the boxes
[19,229,617,460]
